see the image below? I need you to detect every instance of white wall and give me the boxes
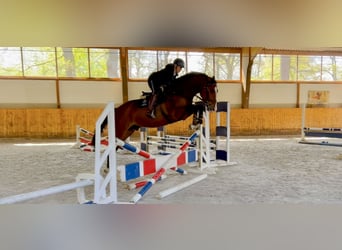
[249,83,342,107]
[0,79,122,108]
[299,84,342,107]
[217,83,242,108]
[1,79,342,108]
[59,81,122,107]
[127,81,150,100]
[250,83,298,108]
[0,79,57,107]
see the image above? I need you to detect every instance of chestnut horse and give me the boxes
[91,72,217,145]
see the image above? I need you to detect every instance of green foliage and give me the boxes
[1,48,342,82]
[72,48,89,77]
[0,47,120,78]
[22,47,56,77]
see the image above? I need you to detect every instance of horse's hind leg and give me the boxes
[123,126,140,141]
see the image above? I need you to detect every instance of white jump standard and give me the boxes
[299,103,342,147]
[199,101,237,169]
[0,102,119,204]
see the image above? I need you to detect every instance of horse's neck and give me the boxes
[173,89,196,102]
[174,82,201,100]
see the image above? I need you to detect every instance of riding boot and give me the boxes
[147,94,157,118]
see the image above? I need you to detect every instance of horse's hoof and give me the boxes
[189,124,200,130]
[101,167,109,176]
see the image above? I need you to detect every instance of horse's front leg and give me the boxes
[190,102,205,129]
[90,117,108,146]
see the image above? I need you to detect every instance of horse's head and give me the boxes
[173,72,217,111]
[200,75,217,111]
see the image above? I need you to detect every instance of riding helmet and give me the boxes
[173,58,185,68]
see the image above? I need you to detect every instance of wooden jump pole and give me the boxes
[156,174,208,199]
[0,180,94,204]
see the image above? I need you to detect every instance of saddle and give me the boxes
[139,91,151,107]
[139,88,171,107]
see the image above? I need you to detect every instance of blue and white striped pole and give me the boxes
[116,138,153,159]
[130,130,200,203]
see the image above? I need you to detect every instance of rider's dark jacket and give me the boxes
[148,64,177,93]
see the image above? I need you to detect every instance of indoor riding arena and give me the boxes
[1,47,342,205]
[3,3,342,248]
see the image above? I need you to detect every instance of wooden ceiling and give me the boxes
[1,1,341,51]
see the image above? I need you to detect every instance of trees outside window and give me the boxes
[1,47,342,83]
[22,47,57,77]
[128,49,240,81]
[0,47,121,79]
[0,47,22,76]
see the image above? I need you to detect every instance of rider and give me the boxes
[146,58,185,118]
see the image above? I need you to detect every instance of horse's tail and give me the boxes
[90,116,108,147]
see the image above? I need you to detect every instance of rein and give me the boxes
[197,83,216,107]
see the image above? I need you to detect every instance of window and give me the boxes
[297,55,321,81]
[128,50,157,79]
[321,56,342,81]
[128,49,241,81]
[57,48,121,78]
[188,52,214,76]
[89,48,120,78]
[56,48,89,78]
[56,48,77,77]
[57,48,89,78]
[0,47,23,76]
[272,55,297,81]
[214,52,240,80]
[251,53,329,82]
[22,47,56,77]
[4,47,341,83]
[157,51,187,76]
[1,47,122,79]
[251,54,272,80]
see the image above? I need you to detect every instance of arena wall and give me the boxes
[1,79,342,108]
[1,107,342,138]
[1,79,342,138]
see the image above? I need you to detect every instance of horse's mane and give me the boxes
[175,72,208,82]
[169,72,214,98]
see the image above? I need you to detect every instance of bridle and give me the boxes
[196,81,217,108]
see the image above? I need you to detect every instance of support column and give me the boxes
[241,47,263,108]
[120,47,129,102]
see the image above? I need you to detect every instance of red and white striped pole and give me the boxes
[130,130,200,203]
